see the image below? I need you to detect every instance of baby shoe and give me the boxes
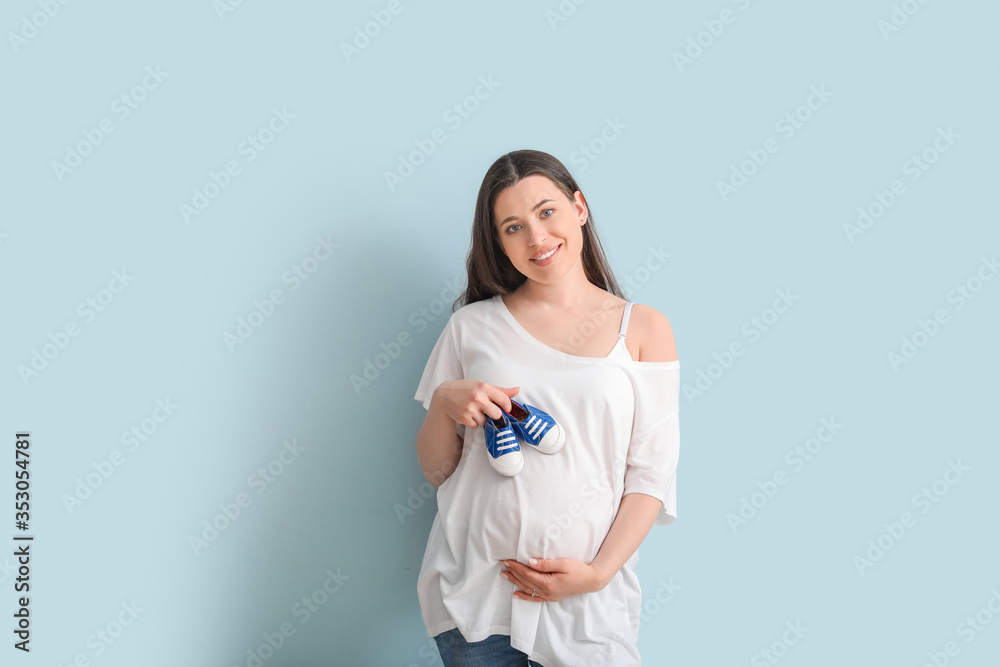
[503,399,566,455]
[483,411,524,476]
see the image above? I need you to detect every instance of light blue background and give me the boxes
[2,0,998,665]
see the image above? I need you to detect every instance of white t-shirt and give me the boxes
[413,294,680,667]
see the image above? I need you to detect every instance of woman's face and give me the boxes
[493,174,588,284]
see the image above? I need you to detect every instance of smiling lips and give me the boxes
[530,244,561,266]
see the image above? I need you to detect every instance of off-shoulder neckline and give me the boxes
[491,295,680,368]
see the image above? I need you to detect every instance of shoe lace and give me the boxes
[490,415,519,454]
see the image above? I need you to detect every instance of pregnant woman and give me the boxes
[414,149,681,667]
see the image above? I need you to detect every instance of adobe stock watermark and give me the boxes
[61,397,179,514]
[384,75,501,191]
[179,107,295,223]
[351,275,464,395]
[546,245,672,356]
[844,126,960,244]
[188,438,306,556]
[587,582,681,664]
[340,0,416,63]
[544,0,590,31]
[682,288,799,404]
[524,598,634,667]
[751,620,809,667]
[672,0,755,73]
[569,117,628,173]
[853,459,971,576]
[585,630,635,667]
[224,235,339,352]
[540,470,621,544]
[608,576,683,637]
[918,588,1000,667]
[17,268,135,387]
[214,0,249,21]
[716,84,834,202]
[56,600,144,666]
[886,254,997,373]
[637,577,682,630]
[726,417,844,534]
[8,0,74,54]
[51,65,168,183]
[551,298,621,357]
[405,638,441,667]
[232,566,349,667]
[620,245,672,295]
[877,0,932,41]
[393,455,458,525]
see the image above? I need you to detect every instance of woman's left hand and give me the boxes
[499,557,606,602]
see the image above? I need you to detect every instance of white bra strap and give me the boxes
[618,302,634,339]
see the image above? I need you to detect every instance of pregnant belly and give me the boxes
[460,468,618,565]
[437,431,620,566]
[529,473,617,561]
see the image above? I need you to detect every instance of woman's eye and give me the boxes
[541,208,554,218]
[506,224,521,234]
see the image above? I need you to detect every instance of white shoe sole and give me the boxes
[489,450,524,476]
[533,424,565,455]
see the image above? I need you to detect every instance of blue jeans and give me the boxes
[433,628,544,667]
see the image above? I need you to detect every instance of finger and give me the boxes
[458,411,477,429]
[506,558,547,575]
[487,397,511,416]
[482,400,504,421]
[503,561,538,592]
[503,559,529,576]
[511,578,542,601]
[526,557,557,572]
[507,570,537,599]
[487,386,518,414]
[501,567,526,592]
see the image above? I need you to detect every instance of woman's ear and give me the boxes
[574,190,588,224]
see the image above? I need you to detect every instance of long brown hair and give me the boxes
[453,149,624,311]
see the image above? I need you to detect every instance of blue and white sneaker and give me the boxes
[504,399,566,455]
[483,412,524,476]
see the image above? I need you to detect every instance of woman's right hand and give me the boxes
[431,380,520,429]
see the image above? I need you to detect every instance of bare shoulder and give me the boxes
[630,304,678,363]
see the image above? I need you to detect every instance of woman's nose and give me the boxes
[526,223,547,245]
